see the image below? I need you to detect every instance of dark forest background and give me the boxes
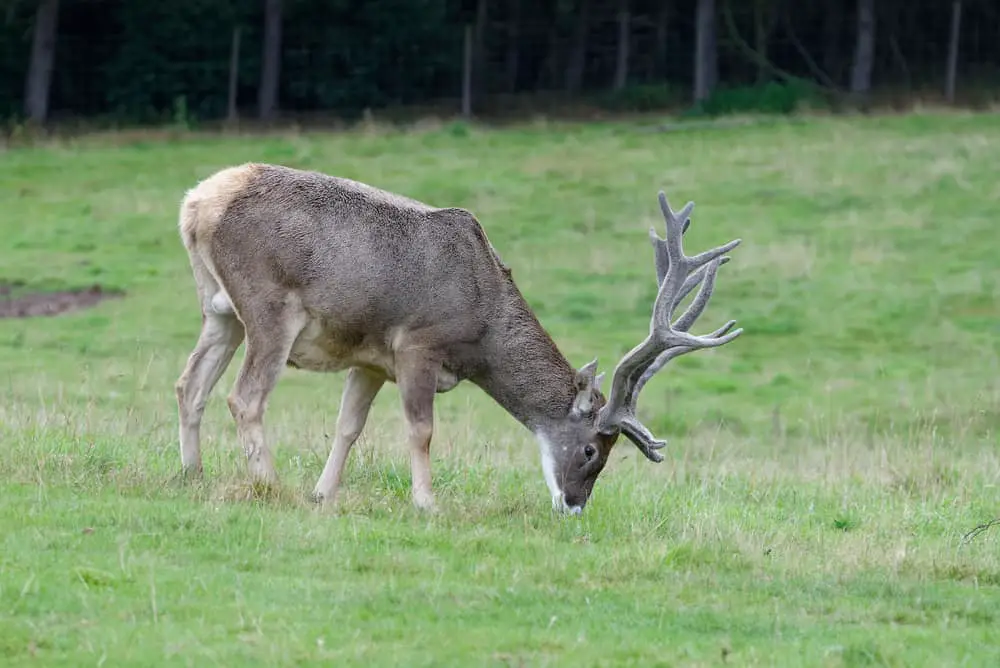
[4,0,1000,127]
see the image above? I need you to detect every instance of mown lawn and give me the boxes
[1,111,998,666]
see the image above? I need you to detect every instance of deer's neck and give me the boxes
[472,286,577,432]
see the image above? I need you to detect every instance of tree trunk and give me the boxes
[613,0,630,91]
[227,26,242,123]
[822,0,842,84]
[537,23,560,90]
[504,0,521,93]
[565,0,591,92]
[258,0,282,121]
[652,1,670,79]
[693,0,717,102]
[945,0,962,103]
[24,0,60,123]
[849,0,876,97]
[462,25,473,116]
[754,0,778,84]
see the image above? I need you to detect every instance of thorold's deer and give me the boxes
[174,163,742,513]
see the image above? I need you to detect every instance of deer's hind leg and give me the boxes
[225,293,307,489]
[175,252,246,477]
[175,311,245,476]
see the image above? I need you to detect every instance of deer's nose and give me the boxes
[561,492,586,514]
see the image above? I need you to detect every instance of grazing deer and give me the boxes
[174,163,742,513]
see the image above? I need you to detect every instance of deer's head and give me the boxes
[538,192,743,514]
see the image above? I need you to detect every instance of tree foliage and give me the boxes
[5,0,1000,123]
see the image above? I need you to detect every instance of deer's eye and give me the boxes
[584,444,597,460]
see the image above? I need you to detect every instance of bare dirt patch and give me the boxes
[0,282,124,318]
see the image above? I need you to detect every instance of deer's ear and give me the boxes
[571,359,599,417]
[574,359,598,389]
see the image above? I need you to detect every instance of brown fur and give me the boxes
[174,163,616,511]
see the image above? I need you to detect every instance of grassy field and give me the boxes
[1,110,998,666]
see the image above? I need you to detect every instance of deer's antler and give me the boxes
[595,192,742,461]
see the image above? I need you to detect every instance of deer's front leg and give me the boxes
[312,367,386,504]
[396,352,439,511]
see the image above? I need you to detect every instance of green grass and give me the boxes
[1,111,999,666]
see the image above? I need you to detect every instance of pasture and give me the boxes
[1,111,998,665]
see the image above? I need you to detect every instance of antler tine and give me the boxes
[688,239,742,269]
[596,190,743,462]
[634,319,740,399]
[649,198,693,286]
[650,194,741,329]
[617,415,668,462]
[649,227,669,286]
[677,255,730,302]
[652,227,733,296]
[651,193,736,299]
[674,255,727,333]
[632,255,743,405]
[659,192,694,230]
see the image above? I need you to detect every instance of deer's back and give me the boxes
[194,163,508,378]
